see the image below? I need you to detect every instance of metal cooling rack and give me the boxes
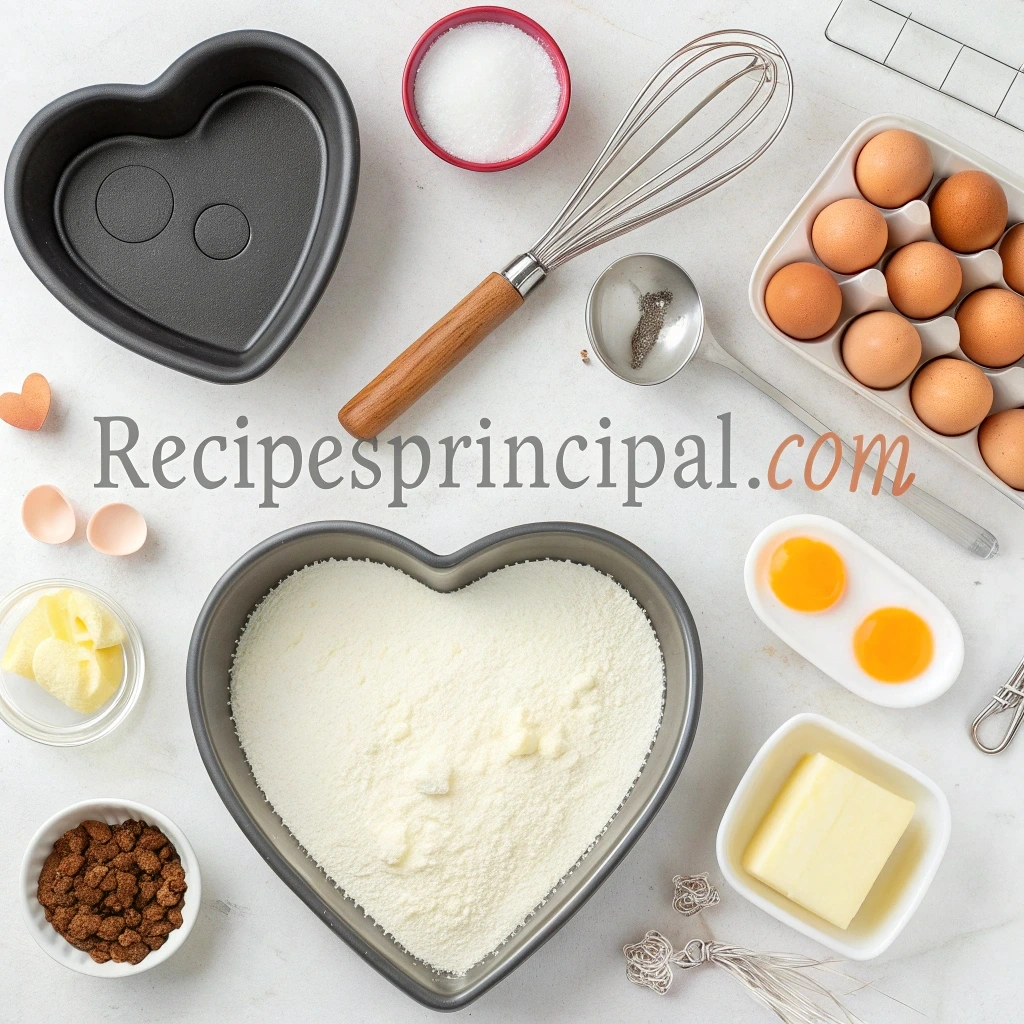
[826,0,1024,131]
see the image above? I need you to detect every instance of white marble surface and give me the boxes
[3,0,1024,1020]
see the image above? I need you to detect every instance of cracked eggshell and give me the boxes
[86,504,147,556]
[22,486,75,545]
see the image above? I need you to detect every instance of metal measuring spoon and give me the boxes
[585,253,998,559]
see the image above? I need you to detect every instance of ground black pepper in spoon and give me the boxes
[630,290,674,369]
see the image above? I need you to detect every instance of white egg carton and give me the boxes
[749,113,1024,510]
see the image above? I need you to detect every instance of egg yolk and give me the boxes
[768,537,846,612]
[854,607,933,683]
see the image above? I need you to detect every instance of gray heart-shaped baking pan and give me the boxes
[186,521,701,1009]
[5,30,359,383]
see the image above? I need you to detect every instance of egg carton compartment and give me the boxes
[749,113,1024,510]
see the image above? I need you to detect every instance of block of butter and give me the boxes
[2,589,125,714]
[742,752,915,930]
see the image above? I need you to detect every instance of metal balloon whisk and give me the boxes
[530,30,793,272]
[340,29,794,439]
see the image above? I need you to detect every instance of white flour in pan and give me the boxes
[230,558,664,974]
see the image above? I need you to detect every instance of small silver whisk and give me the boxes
[972,652,1024,753]
[340,30,793,438]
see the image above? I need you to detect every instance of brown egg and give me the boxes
[764,262,843,340]
[956,287,1024,367]
[855,129,933,208]
[979,409,1024,489]
[1000,223,1024,294]
[910,357,993,435]
[930,170,1008,253]
[884,241,962,319]
[841,311,922,389]
[811,198,888,274]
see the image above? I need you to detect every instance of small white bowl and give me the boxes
[21,799,200,976]
[744,514,964,707]
[716,713,950,960]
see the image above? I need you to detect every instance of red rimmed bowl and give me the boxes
[402,6,571,172]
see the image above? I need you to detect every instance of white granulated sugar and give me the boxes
[414,21,561,163]
[231,559,664,975]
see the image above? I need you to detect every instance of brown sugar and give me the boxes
[37,818,186,965]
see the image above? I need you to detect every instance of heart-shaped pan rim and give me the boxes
[186,521,702,1009]
[4,30,359,384]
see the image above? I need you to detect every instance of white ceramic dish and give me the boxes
[0,579,144,745]
[749,113,1024,509]
[716,713,950,960]
[745,514,963,708]
[21,799,200,976]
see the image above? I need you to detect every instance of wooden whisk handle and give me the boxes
[338,273,524,439]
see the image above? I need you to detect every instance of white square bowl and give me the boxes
[716,713,950,960]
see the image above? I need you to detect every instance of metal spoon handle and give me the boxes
[699,326,998,559]
[896,482,999,559]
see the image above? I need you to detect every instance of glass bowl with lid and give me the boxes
[0,579,144,745]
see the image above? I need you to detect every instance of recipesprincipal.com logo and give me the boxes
[93,414,915,509]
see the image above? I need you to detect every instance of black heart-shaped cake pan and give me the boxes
[5,30,359,383]
[187,522,702,1009]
